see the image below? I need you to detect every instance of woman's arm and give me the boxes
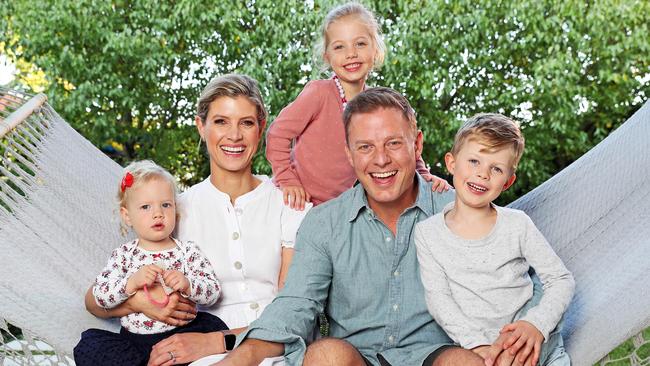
[278,247,294,290]
[85,284,197,326]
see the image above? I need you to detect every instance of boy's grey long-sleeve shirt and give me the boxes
[414,203,575,349]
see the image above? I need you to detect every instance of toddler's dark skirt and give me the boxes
[74,312,227,366]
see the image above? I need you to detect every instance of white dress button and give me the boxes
[235,207,243,216]
[250,302,259,310]
[232,232,240,240]
[234,261,242,270]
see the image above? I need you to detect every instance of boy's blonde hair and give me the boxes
[452,113,525,171]
[196,74,268,127]
[117,160,178,235]
[314,2,386,73]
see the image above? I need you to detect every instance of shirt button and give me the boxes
[249,302,259,310]
[388,335,394,343]
[232,232,240,240]
[385,237,391,242]
[234,261,242,270]
[393,271,399,277]
[393,304,399,311]
[235,207,243,216]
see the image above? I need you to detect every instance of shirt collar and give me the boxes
[347,173,434,222]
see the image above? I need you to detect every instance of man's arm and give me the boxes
[217,339,284,366]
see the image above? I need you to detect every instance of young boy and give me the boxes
[414,113,575,366]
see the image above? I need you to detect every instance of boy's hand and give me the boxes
[499,320,544,366]
[282,185,310,210]
[163,270,190,295]
[127,264,164,294]
[422,173,451,193]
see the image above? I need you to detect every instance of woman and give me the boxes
[83,74,309,365]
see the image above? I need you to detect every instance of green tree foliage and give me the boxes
[1,0,648,202]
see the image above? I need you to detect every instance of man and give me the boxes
[218,88,548,366]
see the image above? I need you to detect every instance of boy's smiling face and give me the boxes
[445,138,517,210]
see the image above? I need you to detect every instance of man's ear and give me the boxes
[345,144,353,167]
[414,130,424,160]
[503,173,517,191]
[120,206,132,227]
[444,152,456,175]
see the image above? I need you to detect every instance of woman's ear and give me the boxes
[195,116,205,141]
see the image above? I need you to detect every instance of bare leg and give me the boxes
[432,346,484,366]
[303,338,367,366]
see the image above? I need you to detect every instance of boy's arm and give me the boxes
[182,241,221,306]
[517,214,575,340]
[414,225,489,348]
[265,81,322,188]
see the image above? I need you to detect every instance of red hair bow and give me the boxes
[121,172,134,192]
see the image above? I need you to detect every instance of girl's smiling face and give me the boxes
[324,15,377,86]
[196,95,262,177]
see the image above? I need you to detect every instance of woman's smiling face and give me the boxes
[196,95,262,176]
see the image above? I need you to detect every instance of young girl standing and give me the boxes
[74,160,227,366]
[266,2,448,209]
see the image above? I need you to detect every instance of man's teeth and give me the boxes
[371,171,397,178]
[221,146,245,153]
[468,183,487,192]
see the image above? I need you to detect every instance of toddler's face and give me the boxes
[445,139,517,210]
[121,178,176,248]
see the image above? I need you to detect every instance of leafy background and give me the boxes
[1,0,648,204]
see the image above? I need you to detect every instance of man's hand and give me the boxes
[126,264,164,294]
[216,339,284,366]
[162,270,190,295]
[282,185,310,210]
[421,173,451,193]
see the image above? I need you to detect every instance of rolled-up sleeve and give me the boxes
[236,210,332,364]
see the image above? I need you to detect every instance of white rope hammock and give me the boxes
[0,89,648,365]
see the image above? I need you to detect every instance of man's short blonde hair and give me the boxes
[452,113,525,171]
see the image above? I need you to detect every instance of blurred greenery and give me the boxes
[1,0,648,205]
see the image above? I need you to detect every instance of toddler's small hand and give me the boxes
[163,270,190,295]
[500,320,544,366]
[127,264,164,294]
[282,185,310,211]
[422,173,451,193]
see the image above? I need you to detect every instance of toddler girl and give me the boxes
[74,160,227,366]
[266,2,448,209]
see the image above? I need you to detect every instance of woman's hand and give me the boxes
[421,173,451,193]
[282,185,310,210]
[132,286,197,326]
[147,331,224,366]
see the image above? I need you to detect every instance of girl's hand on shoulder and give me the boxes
[422,173,451,193]
[282,185,310,211]
[148,331,225,366]
[163,270,190,295]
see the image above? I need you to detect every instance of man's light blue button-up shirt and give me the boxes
[239,175,456,365]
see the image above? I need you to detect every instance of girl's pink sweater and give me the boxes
[266,79,429,205]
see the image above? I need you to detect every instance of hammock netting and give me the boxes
[0,88,648,365]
